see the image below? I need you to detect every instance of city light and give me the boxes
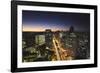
[22,10,90,62]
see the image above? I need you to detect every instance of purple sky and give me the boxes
[22,10,90,32]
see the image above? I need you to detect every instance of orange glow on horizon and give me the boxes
[23,27,45,32]
[22,25,68,32]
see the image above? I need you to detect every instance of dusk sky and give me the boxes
[22,10,90,32]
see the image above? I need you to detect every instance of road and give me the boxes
[52,35,68,60]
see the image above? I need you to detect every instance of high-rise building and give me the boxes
[45,29,53,48]
[69,26,74,33]
[35,35,45,46]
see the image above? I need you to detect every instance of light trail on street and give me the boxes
[52,35,70,60]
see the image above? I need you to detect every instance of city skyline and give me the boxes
[22,10,90,32]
